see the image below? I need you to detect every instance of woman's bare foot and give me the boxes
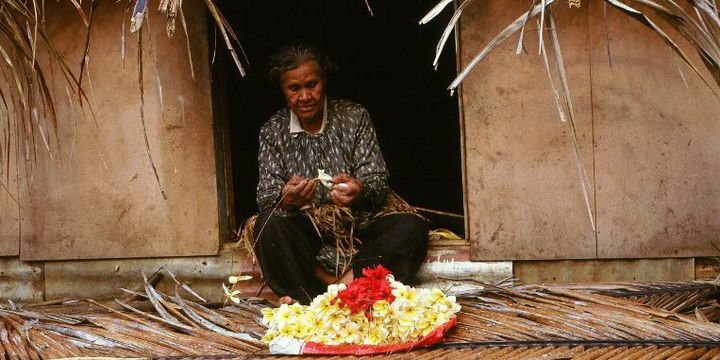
[278,296,296,305]
[315,266,340,285]
[314,266,354,285]
[339,269,354,285]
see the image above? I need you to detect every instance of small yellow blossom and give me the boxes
[222,283,241,304]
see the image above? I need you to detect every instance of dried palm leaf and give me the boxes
[364,0,374,17]
[76,0,98,105]
[429,0,478,70]
[446,0,556,93]
[179,6,195,80]
[542,9,596,232]
[555,281,720,316]
[130,0,148,33]
[136,27,167,200]
[140,272,189,330]
[157,0,182,37]
[202,0,247,76]
[420,0,455,25]
[607,0,720,96]
[173,285,263,344]
[166,269,207,303]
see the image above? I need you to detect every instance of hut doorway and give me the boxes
[214,0,464,237]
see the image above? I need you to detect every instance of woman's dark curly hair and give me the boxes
[267,44,336,85]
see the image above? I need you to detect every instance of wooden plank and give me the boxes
[588,1,720,258]
[514,258,694,284]
[416,260,512,293]
[0,53,21,256]
[0,155,20,256]
[695,257,720,280]
[0,258,43,302]
[0,189,20,256]
[44,251,233,302]
[20,1,219,260]
[459,1,596,260]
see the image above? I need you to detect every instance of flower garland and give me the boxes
[261,265,461,346]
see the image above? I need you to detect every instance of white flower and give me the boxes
[317,169,333,188]
[228,274,253,284]
[222,283,241,304]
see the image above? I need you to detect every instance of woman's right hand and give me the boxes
[280,176,316,209]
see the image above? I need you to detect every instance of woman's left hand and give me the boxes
[330,174,362,207]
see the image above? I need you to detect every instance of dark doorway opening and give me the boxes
[213,0,464,236]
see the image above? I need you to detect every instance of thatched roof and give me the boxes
[1,0,718,225]
[1,276,719,358]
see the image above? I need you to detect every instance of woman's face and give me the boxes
[280,61,326,125]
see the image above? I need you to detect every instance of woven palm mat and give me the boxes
[2,277,720,359]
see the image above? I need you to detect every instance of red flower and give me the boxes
[335,265,396,320]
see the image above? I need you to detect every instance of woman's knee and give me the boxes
[393,214,430,245]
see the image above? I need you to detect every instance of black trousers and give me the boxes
[253,209,429,304]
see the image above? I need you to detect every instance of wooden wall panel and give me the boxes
[44,251,232,301]
[0,259,43,302]
[588,2,720,258]
[514,258,694,284]
[0,187,20,256]
[0,37,21,256]
[460,1,596,260]
[19,1,220,260]
[0,112,20,256]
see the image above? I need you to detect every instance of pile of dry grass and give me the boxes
[233,190,422,276]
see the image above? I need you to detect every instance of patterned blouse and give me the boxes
[256,98,389,217]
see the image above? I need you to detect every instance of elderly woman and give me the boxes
[253,44,428,305]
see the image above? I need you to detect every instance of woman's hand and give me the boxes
[280,176,316,209]
[330,174,362,207]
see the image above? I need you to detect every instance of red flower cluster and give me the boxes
[334,265,396,319]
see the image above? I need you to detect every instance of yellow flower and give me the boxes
[261,307,275,326]
[372,300,391,318]
[289,303,303,316]
[398,305,420,325]
[325,309,348,331]
[417,310,440,335]
[274,304,294,329]
[430,288,446,303]
[337,323,361,344]
[364,324,390,345]
[310,332,330,344]
[310,294,333,315]
[405,288,419,303]
[291,319,311,338]
[391,282,409,298]
[309,314,326,330]
[262,328,279,342]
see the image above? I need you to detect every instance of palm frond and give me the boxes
[539,9,596,233]
[424,0,720,93]
[553,281,720,318]
[1,280,719,357]
[0,0,248,207]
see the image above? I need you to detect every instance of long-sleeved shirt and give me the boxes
[256,98,389,218]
